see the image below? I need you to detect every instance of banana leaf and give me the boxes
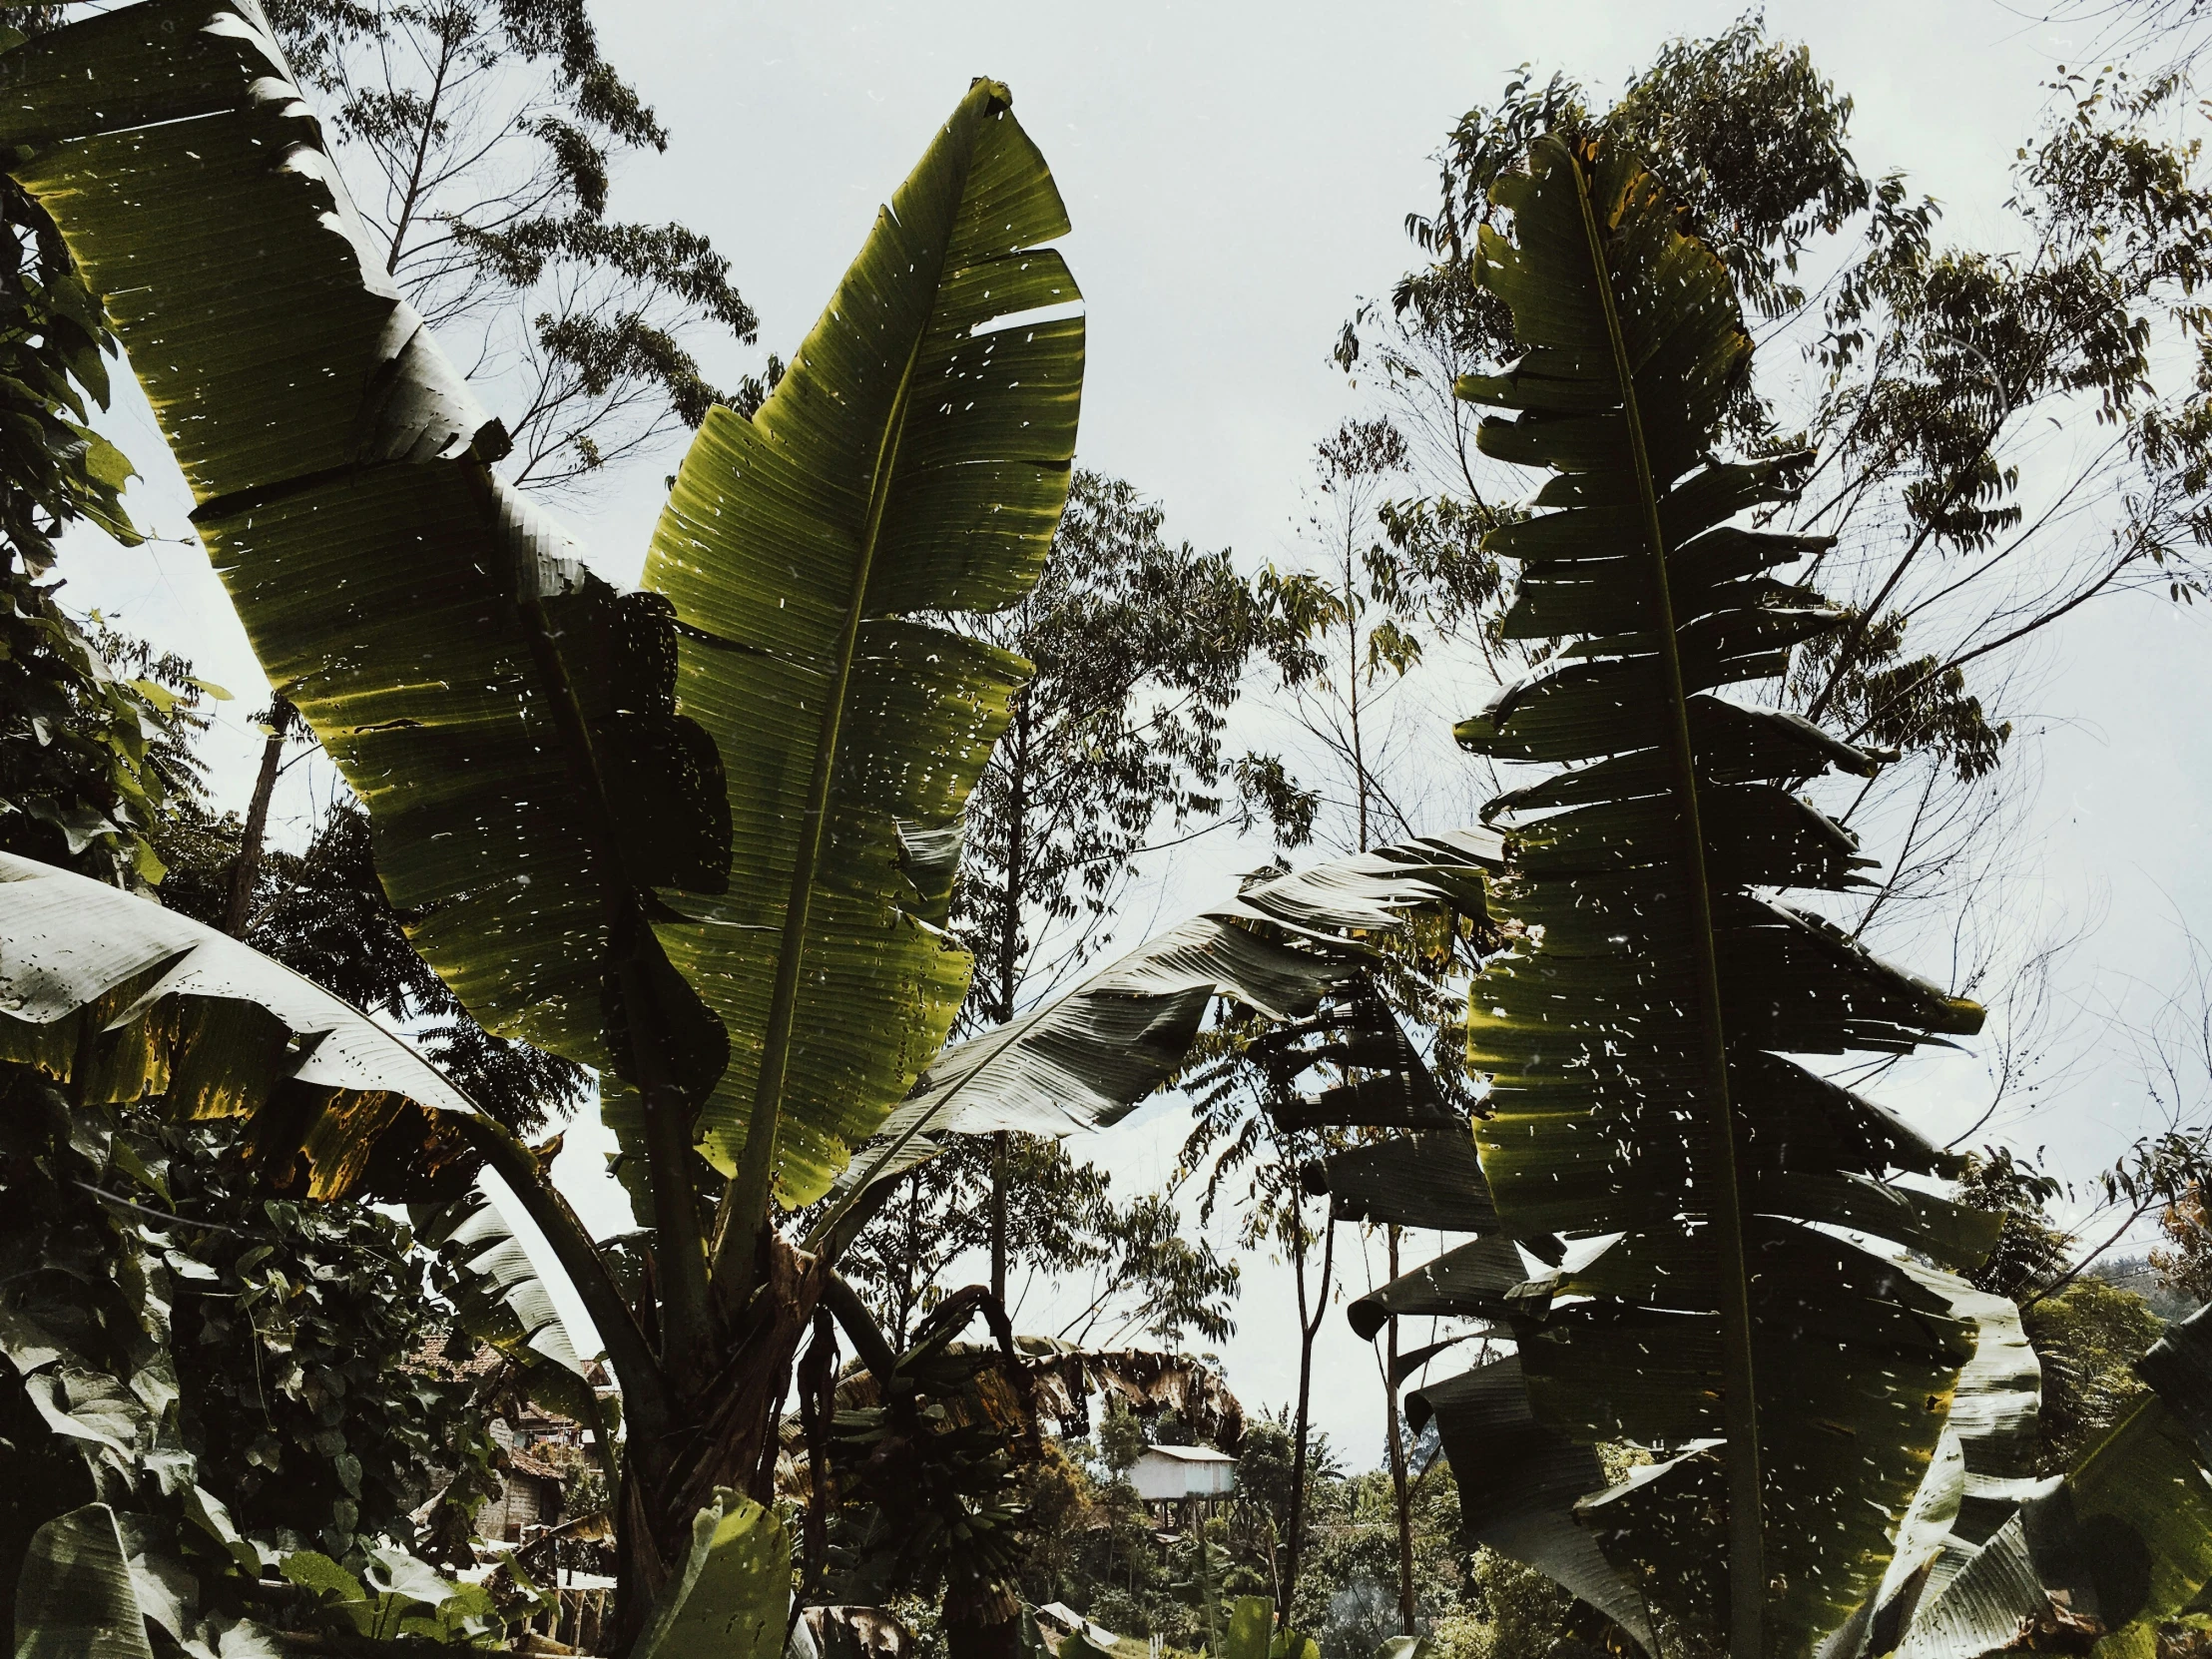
[619,76,1084,1218]
[1885,1300,2212,1659]
[0,1,730,1092]
[12,1505,155,1659]
[1286,136,1992,1658]
[630,1488,792,1659]
[0,851,476,1199]
[809,830,1499,1241]
[409,1186,615,1467]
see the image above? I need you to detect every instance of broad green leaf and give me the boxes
[1222,1596,1275,1659]
[1892,1300,2212,1659]
[630,1487,791,1659]
[628,77,1084,1209]
[0,852,477,1199]
[0,0,730,1093]
[13,1505,155,1659]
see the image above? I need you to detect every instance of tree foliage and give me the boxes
[954,468,1311,1024]
[0,1065,514,1644]
[836,1134,1238,1354]
[265,0,759,490]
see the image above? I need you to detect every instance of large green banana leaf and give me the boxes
[807,830,1498,1246]
[629,1487,791,1659]
[621,78,1084,1215]
[0,2,730,1089]
[1299,136,1993,1659]
[0,851,477,1198]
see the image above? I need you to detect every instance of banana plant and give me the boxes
[0,7,1479,1644]
[1291,134,2023,1659]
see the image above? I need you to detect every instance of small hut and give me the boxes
[1127,1443,1237,1532]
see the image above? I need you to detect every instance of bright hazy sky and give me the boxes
[60,0,2212,1466]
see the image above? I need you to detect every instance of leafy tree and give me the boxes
[2020,1278,2165,1475]
[1098,1395,1148,1474]
[265,0,758,491]
[947,465,1307,1303]
[834,1132,1237,1353]
[1346,20,2212,1015]
[1181,1047,1351,1629]
[1260,417,1422,854]
[958,468,1309,1025]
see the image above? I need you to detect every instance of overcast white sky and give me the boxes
[60,0,2212,1467]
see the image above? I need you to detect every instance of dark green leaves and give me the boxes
[0,0,730,1086]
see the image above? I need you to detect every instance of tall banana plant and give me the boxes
[0,1,1087,1635]
[0,6,1471,1645]
[1293,136,2010,1659]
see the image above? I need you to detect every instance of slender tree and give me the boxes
[950,468,1312,1299]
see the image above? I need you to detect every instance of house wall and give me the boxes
[1128,1454,1236,1502]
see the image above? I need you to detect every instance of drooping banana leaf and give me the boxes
[409,1185,615,1467]
[620,76,1084,1226]
[1887,1300,2212,1659]
[1816,1275,2042,1659]
[0,851,477,1198]
[1289,136,1992,1658]
[806,830,1499,1247]
[0,2,730,1093]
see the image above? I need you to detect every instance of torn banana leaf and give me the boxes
[1288,135,1989,1659]
[0,1,730,1094]
[814,830,1499,1235]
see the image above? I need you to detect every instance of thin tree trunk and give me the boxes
[1343,539,1367,853]
[989,696,1030,1306]
[1283,1190,1335,1627]
[222,698,294,936]
[1384,1226,1415,1633]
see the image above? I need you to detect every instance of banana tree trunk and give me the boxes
[612,1232,825,1651]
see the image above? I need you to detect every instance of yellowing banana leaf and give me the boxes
[0,1,730,1086]
[626,78,1084,1209]
[0,851,476,1199]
